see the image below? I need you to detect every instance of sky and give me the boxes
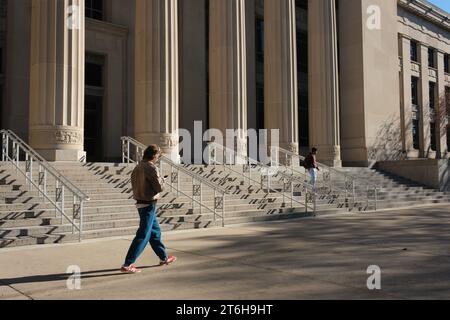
[428,0,450,14]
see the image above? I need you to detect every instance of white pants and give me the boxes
[308,168,317,190]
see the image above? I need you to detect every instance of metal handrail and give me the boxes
[121,137,228,227]
[271,146,380,210]
[1,129,90,241]
[207,143,317,213]
[5,130,90,201]
[270,147,354,199]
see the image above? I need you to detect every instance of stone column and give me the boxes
[308,0,341,167]
[209,0,248,156]
[436,50,448,158]
[419,43,431,158]
[264,0,299,153]
[399,35,415,157]
[29,0,86,161]
[134,0,180,162]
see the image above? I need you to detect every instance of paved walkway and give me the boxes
[1,205,450,300]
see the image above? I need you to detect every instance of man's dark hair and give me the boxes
[143,145,161,161]
[312,147,318,153]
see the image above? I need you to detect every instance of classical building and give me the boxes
[1,0,450,167]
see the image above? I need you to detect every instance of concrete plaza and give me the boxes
[1,204,450,300]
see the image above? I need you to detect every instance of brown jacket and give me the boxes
[131,161,165,203]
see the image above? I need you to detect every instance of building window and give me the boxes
[410,41,418,62]
[429,82,437,151]
[428,47,436,68]
[413,120,420,150]
[445,54,450,74]
[428,81,439,153]
[411,76,419,106]
[412,77,420,150]
[446,87,450,151]
[86,0,103,21]
[430,123,437,152]
[429,82,436,110]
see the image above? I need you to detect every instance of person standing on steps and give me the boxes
[121,145,177,274]
[305,147,320,192]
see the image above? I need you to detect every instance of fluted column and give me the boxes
[209,0,248,156]
[399,35,416,157]
[134,0,180,162]
[308,0,341,167]
[29,0,86,161]
[436,50,448,158]
[264,0,299,153]
[419,43,431,157]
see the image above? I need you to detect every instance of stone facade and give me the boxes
[0,0,449,166]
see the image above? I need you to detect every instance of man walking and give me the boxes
[121,145,177,274]
[305,147,320,191]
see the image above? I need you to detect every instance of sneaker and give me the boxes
[121,264,142,274]
[160,256,177,266]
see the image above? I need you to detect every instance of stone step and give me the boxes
[0,207,329,248]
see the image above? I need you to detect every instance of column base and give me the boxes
[136,133,181,164]
[316,145,342,168]
[320,159,342,168]
[164,148,181,164]
[38,149,86,162]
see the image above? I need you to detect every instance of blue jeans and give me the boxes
[309,168,317,191]
[124,203,167,266]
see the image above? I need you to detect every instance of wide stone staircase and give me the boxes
[0,161,324,248]
[336,167,450,209]
[2,159,450,248]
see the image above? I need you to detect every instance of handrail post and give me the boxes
[25,153,29,189]
[72,195,76,234]
[213,189,217,223]
[5,134,9,162]
[304,187,308,213]
[352,180,356,210]
[127,140,131,163]
[1,132,5,162]
[314,192,317,214]
[200,183,203,215]
[222,148,226,168]
[15,142,19,175]
[366,185,369,209]
[170,165,174,193]
[43,169,47,202]
[177,169,180,197]
[61,185,65,224]
[291,180,294,209]
[375,187,378,211]
[29,157,33,191]
[122,139,125,164]
[222,194,225,227]
[192,177,196,212]
[38,164,44,198]
[55,180,61,218]
[79,200,84,242]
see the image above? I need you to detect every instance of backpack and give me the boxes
[303,154,312,169]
